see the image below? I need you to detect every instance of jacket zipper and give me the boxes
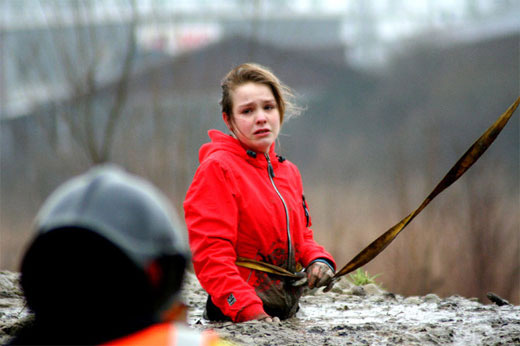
[264,153,294,271]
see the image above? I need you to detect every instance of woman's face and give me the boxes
[224,82,281,154]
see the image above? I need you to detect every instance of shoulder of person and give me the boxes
[276,156,300,173]
[197,151,245,183]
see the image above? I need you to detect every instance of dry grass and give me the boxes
[306,165,519,304]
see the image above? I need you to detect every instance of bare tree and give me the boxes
[31,0,138,164]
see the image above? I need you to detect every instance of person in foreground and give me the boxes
[184,63,336,323]
[10,165,223,345]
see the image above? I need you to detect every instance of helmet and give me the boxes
[20,165,190,321]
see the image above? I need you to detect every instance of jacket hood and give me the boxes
[199,130,279,167]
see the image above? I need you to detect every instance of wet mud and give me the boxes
[1,270,519,345]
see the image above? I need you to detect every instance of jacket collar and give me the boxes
[200,130,280,169]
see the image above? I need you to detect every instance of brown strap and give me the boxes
[235,257,299,278]
[334,97,520,279]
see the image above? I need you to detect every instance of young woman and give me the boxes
[184,63,335,323]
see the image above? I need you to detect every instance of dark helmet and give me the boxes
[20,165,190,322]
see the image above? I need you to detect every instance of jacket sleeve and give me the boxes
[183,159,266,322]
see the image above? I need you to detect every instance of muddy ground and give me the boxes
[1,270,519,345]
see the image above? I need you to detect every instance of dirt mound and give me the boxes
[1,271,519,345]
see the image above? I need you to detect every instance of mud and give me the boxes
[1,270,519,345]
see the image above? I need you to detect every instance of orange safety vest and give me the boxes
[103,322,224,346]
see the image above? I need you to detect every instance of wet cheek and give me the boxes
[236,120,254,135]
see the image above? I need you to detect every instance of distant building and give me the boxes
[2,0,519,119]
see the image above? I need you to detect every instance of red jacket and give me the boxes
[184,130,335,322]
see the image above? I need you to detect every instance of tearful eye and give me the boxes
[242,109,252,115]
[264,105,275,110]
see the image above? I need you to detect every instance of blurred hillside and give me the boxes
[285,32,519,182]
[1,2,518,304]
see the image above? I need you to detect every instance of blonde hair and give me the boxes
[219,63,301,124]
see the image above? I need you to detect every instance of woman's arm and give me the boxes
[184,159,267,322]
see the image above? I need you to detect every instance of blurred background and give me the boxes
[1,0,518,304]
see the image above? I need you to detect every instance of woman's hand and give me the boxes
[306,261,334,292]
[257,315,281,323]
[247,312,280,323]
